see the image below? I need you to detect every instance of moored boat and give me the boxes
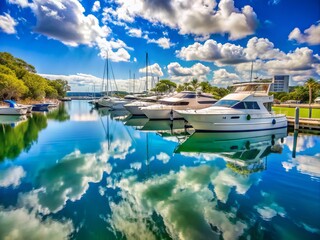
[32,103,50,111]
[176,82,287,132]
[0,100,28,115]
[141,91,217,120]
[124,96,158,116]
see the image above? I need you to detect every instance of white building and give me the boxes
[270,75,289,92]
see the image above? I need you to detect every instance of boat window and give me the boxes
[263,102,272,112]
[231,116,240,119]
[198,100,217,104]
[198,94,215,99]
[234,84,269,93]
[183,93,197,98]
[173,92,188,98]
[214,100,239,108]
[232,102,246,109]
[175,102,189,106]
[244,102,260,109]
[160,101,189,106]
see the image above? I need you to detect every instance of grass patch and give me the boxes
[272,107,320,118]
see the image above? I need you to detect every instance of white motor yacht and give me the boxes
[96,96,130,110]
[124,96,158,116]
[176,82,287,132]
[140,91,217,120]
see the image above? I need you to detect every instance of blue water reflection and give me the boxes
[0,100,319,240]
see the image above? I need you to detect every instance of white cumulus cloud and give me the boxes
[8,0,29,8]
[0,13,18,34]
[112,0,258,40]
[212,69,240,87]
[92,1,101,12]
[0,166,26,188]
[139,63,164,77]
[289,22,320,45]
[168,62,211,82]
[177,39,247,65]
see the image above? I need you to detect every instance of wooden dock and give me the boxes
[287,117,320,130]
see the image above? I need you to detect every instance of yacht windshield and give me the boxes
[173,92,196,98]
[214,100,239,108]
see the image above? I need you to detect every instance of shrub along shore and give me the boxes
[0,52,70,103]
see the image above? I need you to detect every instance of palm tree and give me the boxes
[190,78,200,91]
[305,78,319,104]
[183,82,191,91]
[305,78,319,118]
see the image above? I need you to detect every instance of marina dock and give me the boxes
[287,116,320,130]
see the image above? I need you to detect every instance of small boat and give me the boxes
[32,103,50,111]
[141,91,217,120]
[176,82,287,132]
[59,97,72,101]
[0,100,28,115]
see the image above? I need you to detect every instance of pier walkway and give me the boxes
[287,117,320,130]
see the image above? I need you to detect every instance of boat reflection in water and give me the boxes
[140,119,192,142]
[176,128,287,174]
[0,115,27,127]
[96,107,130,121]
[124,116,149,130]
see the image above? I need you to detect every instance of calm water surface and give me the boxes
[0,100,319,240]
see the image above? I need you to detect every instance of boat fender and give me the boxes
[272,119,276,124]
[246,114,251,120]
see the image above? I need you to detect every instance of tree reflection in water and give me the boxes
[0,104,69,161]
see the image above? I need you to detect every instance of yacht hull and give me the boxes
[178,112,287,132]
[124,105,145,116]
[96,98,128,110]
[142,107,184,120]
[124,102,156,116]
[0,107,28,115]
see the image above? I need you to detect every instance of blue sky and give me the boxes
[0,0,319,92]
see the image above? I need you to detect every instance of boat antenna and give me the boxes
[146,52,148,92]
[250,60,253,82]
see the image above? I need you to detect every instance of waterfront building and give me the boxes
[270,75,289,92]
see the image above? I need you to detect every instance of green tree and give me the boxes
[200,81,212,93]
[0,65,16,76]
[190,78,200,91]
[47,79,70,97]
[152,79,176,94]
[0,73,28,99]
[305,78,319,104]
[45,85,59,99]
[176,84,185,92]
[22,72,47,99]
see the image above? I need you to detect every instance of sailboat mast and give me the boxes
[101,57,107,93]
[133,73,135,94]
[106,51,109,96]
[129,70,131,94]
[250,60,253,82]
[146,52,148,92]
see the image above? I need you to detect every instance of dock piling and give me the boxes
[294,107,299,130]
